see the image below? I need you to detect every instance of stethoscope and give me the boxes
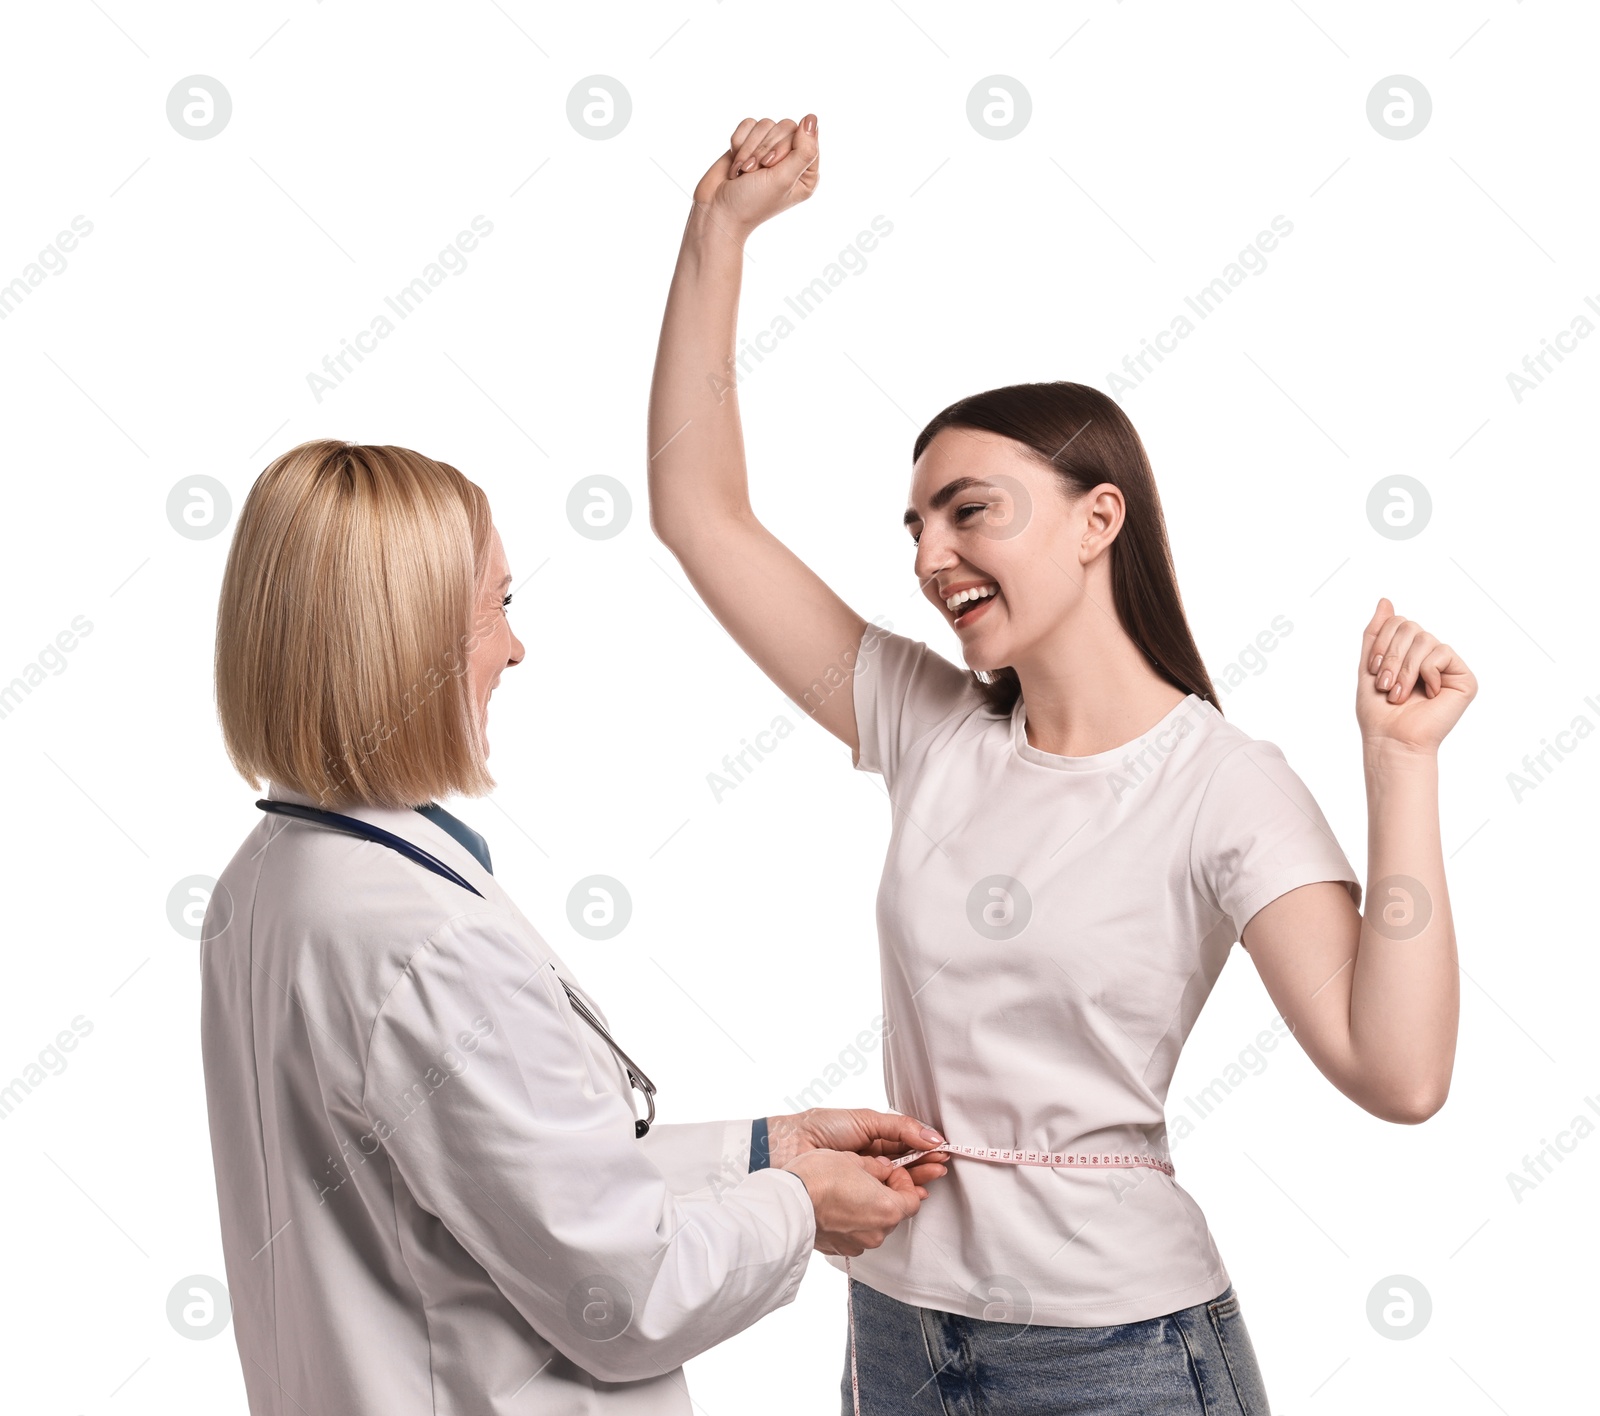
[256,799,659,1137]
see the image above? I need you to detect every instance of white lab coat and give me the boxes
[199,783,814,1415]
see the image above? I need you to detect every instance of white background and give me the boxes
[1,1,1594,1411]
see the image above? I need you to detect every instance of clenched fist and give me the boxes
[691,113,820,237]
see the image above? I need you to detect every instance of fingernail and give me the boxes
[1370,652,1381,672]
[1378,670,1392,691]
[761,149,780,166]
[740,156,757,172]
[803,115,817,133]
[921,1127,945,1143]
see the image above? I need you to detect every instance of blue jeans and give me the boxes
[842,1278,1271,1415]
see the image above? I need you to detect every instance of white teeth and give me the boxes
[945,584,998,613]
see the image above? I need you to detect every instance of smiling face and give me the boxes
[905,426,1120,675]
[465,523,525,755]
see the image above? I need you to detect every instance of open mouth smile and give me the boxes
[944,581,1000,629]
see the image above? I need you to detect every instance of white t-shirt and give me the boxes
[828,623,1362,1326]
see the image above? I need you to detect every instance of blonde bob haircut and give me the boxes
[215,439,495,809]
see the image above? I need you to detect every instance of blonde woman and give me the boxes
[648,115,1473,1413]
[200,440,950,1415]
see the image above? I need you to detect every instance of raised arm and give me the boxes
[647,114,868,753]
[1242,598,1473,1124]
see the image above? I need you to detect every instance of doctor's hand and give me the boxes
[784,1151,924,1257]
[768,1107,950,1189]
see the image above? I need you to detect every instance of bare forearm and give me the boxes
[1248,603,1474,1123]
[639,116,869,747]
[1347,741,1460,1116]
[647,207,756,546]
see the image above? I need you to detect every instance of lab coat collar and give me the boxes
[262,781,497,898]
[258,784,596,1063]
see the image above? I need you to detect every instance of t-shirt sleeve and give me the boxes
[851,621,976,786]
[1190,738,1363,946]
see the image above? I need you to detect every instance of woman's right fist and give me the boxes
[785,1148,922,1257]
[691,114,820,236]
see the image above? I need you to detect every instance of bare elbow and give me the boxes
[656,496,760,554]
[647,504,683,553]
[1369,1083,1449,1125]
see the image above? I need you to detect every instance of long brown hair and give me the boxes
[913,381,1219,717]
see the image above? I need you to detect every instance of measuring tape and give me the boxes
[888,1143,1175,1175]
[846,1146,1175,1414]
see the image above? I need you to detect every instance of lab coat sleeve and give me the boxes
[637,1119,755,1198]
[361,911,815,1384]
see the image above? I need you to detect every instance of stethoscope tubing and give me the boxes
[255,799,658,1135]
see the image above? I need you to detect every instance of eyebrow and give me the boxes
[903,476,991,527]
